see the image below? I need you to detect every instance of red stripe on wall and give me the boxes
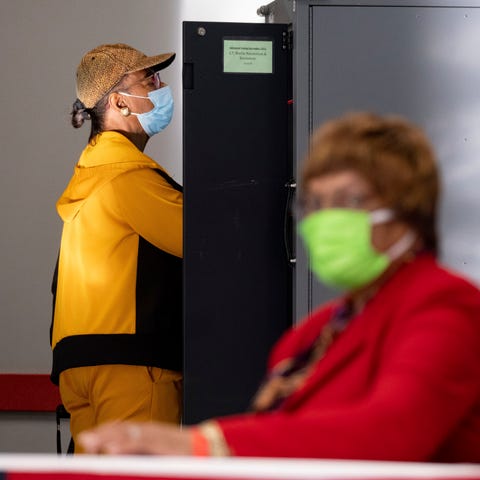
[0,374,61,412]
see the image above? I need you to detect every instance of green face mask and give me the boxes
[299,208,406,290]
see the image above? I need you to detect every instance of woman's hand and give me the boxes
[78,421,193,455]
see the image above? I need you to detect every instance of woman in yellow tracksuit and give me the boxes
[50,43,182,452]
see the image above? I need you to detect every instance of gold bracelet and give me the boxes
[197,421,232,457]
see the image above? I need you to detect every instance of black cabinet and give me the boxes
[183,21,293,424]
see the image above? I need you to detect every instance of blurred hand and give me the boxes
[78,421,193,455]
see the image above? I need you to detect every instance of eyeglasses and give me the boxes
[125,70,162,91]
[296,191,377,217]
[147,71,162,89]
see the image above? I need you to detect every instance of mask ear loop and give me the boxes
[369,208,417,261]
[369,208,395,224]
[385,231,417,261]
[118,91,150,100]
[117,92,150,117]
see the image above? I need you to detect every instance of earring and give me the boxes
[121,107,130,117]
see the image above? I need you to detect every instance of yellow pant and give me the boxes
[59,365,183,453]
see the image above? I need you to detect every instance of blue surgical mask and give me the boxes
[119,86,174,136]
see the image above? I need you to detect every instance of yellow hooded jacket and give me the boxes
[50,132,183,384]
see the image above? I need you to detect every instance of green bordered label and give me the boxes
[223,39,273,74]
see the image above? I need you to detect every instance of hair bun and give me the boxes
[71,98,90,128]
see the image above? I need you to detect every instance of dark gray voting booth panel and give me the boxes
[293,2,480,320]
[183,22,293,424]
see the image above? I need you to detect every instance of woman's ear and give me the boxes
[108,92,126,113]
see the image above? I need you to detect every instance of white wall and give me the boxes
[0,0,263,453]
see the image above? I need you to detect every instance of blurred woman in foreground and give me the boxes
[79,112,480,462]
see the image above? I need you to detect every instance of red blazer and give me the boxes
[217,254,480,461]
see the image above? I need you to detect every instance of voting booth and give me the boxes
[182,0,480,424]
